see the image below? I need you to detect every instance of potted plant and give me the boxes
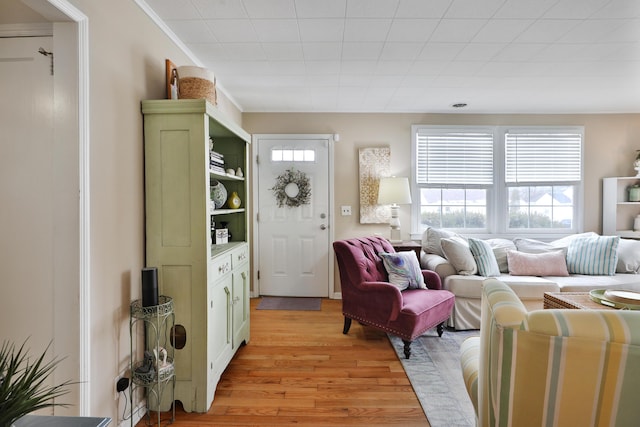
[0,340,71,426]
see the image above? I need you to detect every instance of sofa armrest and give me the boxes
[421,252,457,280]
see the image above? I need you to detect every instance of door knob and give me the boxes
[320,224,327,230]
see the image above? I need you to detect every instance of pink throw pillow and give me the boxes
[507,249,569,277]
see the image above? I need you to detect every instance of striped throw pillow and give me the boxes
[566,235,620,275]
[468,238,501,277]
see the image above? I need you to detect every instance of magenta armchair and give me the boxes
[333,236,455,359]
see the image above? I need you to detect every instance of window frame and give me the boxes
[411,125,584,239]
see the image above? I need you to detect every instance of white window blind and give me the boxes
[505,132,582,183]
[416,131,494,185]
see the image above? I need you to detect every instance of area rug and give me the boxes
[388,329,478,427]
[256,297,322,311]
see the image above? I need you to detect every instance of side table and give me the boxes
[391,240,422,260]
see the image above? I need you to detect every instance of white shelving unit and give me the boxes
[602,176,640,239]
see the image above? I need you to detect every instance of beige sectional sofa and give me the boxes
[420,228,640,330]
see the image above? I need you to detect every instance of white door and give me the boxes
[256,135,332,297]
[0,37,55,351]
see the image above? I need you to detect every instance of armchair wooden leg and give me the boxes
[402,340,411,359]
[343,317,352,334]
[437,321,445,337]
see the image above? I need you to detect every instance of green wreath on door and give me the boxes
[271,168,311,208]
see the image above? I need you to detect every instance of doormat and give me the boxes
[256,297,321,311]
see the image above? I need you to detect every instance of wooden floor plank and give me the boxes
[138,298,429,426]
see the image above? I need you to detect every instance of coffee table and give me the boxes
[543,292,615,310]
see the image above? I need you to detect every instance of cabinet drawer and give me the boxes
[231,244,249,268]
[211,254,232,278]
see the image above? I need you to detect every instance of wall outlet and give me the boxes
[341,205,352,216]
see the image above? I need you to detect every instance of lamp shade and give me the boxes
[377,177,412,205]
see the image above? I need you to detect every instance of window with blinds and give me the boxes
[411,125,584,235]
[416,131,494,185]
[504,131,582,231]
[414,128,494,230]
[505,132,582,183]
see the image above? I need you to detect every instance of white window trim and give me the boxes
[410,125,584,240]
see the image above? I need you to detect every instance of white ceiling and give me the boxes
[143,0,640,113]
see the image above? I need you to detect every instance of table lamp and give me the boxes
[377,176,412,243]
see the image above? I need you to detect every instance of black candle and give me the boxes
[141,267,159,307]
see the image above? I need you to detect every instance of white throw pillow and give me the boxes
[422,227,461,257]
[513,237,560,254]
[616,238,640,274]
[441,236,477,276]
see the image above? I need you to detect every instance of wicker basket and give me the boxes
[177,66,217,105]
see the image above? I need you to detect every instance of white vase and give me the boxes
[210,180,227,209]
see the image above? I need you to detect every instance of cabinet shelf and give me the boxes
[211,208,245,216]
[210,170,244,181]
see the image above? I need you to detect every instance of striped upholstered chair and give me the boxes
[460,278,640,427]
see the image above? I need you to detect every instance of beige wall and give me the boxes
[2,0,241,421]
[244,112,640,291]
[244,112,640,241]
[67,0,243,419]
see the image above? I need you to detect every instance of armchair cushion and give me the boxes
[379,251,426,290]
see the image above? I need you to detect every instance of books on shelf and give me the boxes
[209,150,225,174]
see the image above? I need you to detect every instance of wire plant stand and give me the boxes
[130,296,176,426]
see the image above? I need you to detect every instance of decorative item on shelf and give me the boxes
[271,167,311,208]
[236,167,243,177]
[177,65,216,106]
[228,191,241,209]
[165,59,178,100]
[210,180,227,209]
[215,228,229,244]
[154,347,170,370]
[135,351,155,376]
[219,221,232,240]
[634,215,640,231]
[377,176,412,243]
[226,168,235,176]
[634,150,640,177]
[629,184,640,202]
[141,267,159,307]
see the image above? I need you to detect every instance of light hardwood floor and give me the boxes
[143,298,429,426]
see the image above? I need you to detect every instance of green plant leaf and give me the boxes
[0,340,72,426]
